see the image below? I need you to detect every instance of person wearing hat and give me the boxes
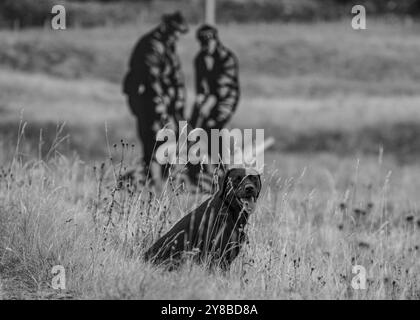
[122,11,189,183]
[188,24,240,185]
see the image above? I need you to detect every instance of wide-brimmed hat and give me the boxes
[162,11,189,33]
[196,24,218,42]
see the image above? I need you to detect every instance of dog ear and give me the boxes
[219,167,234,197]
[212,163,227,194]
[256,174,262,198]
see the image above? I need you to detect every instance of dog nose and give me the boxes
[245,185,256,194]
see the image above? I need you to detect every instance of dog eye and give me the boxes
[251,176,260,184]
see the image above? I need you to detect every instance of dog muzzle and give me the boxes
[237,184,258,214]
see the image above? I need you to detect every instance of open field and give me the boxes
[1,20,420,299]
[3,20,420,159]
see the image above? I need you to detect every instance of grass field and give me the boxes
[3,20,420,159]
[1,19,420,299]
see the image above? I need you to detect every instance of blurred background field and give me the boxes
[2,16,420,161]
[3,0,420,29]
[1,0,420,299]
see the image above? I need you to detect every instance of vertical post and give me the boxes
[205,0,216,25]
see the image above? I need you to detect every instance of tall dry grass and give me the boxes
[1,124,419,299]
[1,19,420,300]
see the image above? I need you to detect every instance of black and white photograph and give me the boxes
[0,0,420,305]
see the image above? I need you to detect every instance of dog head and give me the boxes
[219,167,262,214]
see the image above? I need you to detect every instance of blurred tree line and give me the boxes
[1,0,420,29]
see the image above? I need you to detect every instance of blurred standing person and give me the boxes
[122,11,188,183]
[188,25,240,184]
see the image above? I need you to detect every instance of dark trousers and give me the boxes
[186,117,228,183]
[128,94,169,181]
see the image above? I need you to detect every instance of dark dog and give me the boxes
[144,167,262,270]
